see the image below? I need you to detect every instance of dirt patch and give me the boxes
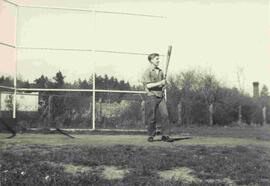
[101,166,130,180]
[158,168,237,185]
[205,178,236,185]
[63,164,93,174]
[158,167,200,183]
[63,164,129,180]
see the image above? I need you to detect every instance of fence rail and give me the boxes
[3,0,166,18]
[16,46,166,56]
[0,42,16,48]
[16,88,146,94]
[3,0,17,7]
[0,86,15,90]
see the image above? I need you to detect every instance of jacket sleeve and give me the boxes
[141,69,152,86]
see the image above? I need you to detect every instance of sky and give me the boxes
[0,0,269,95]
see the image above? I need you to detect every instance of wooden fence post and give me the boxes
[263,106,267,125]
[141,100,145,125]
[97,99,102,123]
[177,102,182,125]
[48,95,53,127]
[238,105,242,124]
[209,103,213,126]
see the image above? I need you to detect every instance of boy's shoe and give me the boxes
[156,126,161,135]
[161,136,174,142]
[155,130,161,135]
[147,136,154,142]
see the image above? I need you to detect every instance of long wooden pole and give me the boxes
[164,45,172,101]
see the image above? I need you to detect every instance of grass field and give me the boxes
[0,126,270,185]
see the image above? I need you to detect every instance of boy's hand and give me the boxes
[160,79,166,86]
[158,79,166,88]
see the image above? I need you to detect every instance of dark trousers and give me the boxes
[145,95,170,137]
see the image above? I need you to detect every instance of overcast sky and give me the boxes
[0,0,269,95]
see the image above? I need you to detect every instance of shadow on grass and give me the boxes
[152,136,192,142]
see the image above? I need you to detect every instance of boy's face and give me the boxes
[150,56,160,67]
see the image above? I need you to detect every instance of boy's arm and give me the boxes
[146,79,165,89]
[142,68,165,89]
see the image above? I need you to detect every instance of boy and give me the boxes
[142,53,173,142]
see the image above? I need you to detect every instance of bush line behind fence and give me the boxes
[1,70,270,129]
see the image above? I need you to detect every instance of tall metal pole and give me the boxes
[13,4,19,119]
[91,4,97,130]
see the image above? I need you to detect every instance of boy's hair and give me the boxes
[148,53,159,62]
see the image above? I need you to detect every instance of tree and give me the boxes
[104,74,109,89]
[79,79,90,89]
[260,85,270,107]
[169,70,207,125]
[261,85,269,97]
[17,75,30,88]
[235,66,246,93]
[53,71,65,88]
[177,70,199,96]
[0,76,13,86]
[199,73,220,106]
[34,75,51,88]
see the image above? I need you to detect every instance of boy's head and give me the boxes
[148,53,160,67]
